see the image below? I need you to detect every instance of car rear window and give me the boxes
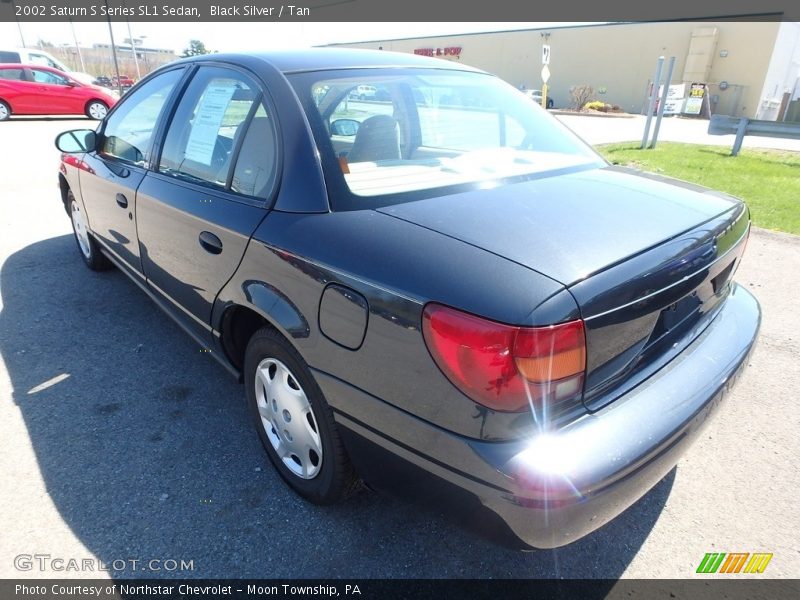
[297,68,603,207]
[0,51,21,63]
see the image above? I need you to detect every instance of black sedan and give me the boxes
[55,49,760,549]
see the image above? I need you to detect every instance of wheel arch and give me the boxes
[58,173,71,215]
[217,284,311,373]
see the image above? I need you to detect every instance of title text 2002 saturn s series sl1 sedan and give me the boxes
[55,49,760,549]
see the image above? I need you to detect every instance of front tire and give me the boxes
[86,100,108,120]
[69,191,111,271]
[245,327,359,504]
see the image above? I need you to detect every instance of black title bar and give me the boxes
[0,0,798,22]
[3,579,800,600]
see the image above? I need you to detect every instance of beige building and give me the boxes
[331,21,800,121]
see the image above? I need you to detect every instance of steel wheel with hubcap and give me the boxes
[86,101,108,120]
[68,190,111,271]
[245,327,359,504]
[255,357,323,479]
[71,199,92,260]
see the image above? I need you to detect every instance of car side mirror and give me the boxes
[331,119,360,137]
[55,129,97,153]
[66,81,78,87]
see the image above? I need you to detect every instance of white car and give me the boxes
[349,84,377,100]
[521,88,554,109]
[0,47,96,85]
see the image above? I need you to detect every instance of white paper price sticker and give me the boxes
[185,84,237,165]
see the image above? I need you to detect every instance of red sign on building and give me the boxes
[414,47,462,59]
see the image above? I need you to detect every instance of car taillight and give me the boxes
[422,303,586,412]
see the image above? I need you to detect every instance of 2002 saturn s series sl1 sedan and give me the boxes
[55,49,760,549]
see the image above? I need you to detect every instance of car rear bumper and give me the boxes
[316,283,760,548]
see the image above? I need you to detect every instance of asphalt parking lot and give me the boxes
[0,115,798,580]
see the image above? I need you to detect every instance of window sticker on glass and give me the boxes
[184,84,237,165]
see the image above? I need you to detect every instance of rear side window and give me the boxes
[100,68,184,166]
[159,66,277,198]
[0,51,21,62]
[231,104,278,198]
[0,68,24,81]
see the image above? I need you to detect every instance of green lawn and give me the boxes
[597,142,800,235]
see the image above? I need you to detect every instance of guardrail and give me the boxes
[708,114,800,156]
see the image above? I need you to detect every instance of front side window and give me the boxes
[30,69,68,85]
[29,53,60,69]
[300,69,603,206]
[159,66,267,191]
[100,68,183,165]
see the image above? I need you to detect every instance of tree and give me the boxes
[569,84,595,111]
[181,40,211,58]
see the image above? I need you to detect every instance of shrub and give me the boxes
[569,84,594,110]
[584,101,606,111]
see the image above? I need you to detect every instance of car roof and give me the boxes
[0,63,59,71]
[185,48,484,75]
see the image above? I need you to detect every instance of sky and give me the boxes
[0,21,578,53]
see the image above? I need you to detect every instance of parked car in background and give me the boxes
[522,88,554,108]
[0,64,117,120]
[54,49,760,549]
[0,47,95,85]
[92,75,112,87]
[111,75,135,89]
[348,84,378,100]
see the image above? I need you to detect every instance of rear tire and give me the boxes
[0,100,10,121]
[68,190,111,271]
[245,326,359,504]
[86,100,108,120]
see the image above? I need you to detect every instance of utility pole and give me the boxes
[5,0,27,46]
[69,19,86,72]
[124,0,141,80]
[104,0,123,96]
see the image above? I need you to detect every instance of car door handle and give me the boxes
[115,193,128,208]
[198,231,223,255]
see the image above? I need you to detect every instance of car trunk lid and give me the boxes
[378,165,750,410]
[377,167,740,285]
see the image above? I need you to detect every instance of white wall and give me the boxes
[756,22,800,120]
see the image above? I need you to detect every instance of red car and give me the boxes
[111,75,135,88]
[0,64,118,121]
